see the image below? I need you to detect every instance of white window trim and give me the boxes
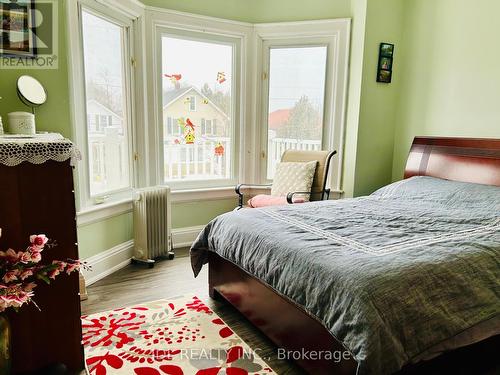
[144,10,253,191]
[254,19,350,193]
[68,3,349,221]
[67,0,141,211]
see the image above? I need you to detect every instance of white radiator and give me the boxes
[132,186,173,267]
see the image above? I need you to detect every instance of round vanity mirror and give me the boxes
[17,75,47,111]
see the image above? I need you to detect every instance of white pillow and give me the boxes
[271,161,318,201]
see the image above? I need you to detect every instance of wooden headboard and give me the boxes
[404,137,500,186]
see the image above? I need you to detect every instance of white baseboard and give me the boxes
[82,225,204,286]
[82,239,134,286]
[172,225,204,248]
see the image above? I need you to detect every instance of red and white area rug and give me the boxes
[82,296,276,375]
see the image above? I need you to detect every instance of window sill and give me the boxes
[76,186,237,227]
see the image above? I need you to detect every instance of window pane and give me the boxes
[162,35,233,182]
[266,46,327,179]
[82,11,130,196]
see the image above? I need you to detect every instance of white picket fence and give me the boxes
[164,137,231,180]
[163,136,322,181]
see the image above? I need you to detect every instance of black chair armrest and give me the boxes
[287,188,332,203]
[235,183,272,195]
[235,183,273,209]
[286,191,312,204]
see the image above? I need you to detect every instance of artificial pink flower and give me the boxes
[65,261,80,275]
[19,251,31,264]
[20,268,34,280]
[0,294,17,305]
[30,250,42,263]
[2,270,19,283]
[47,268,60,280]
[13,294,31,308]
[30,234,48,247]
[0,249,20,263]
[0,233,81,313]
[52,260,67,272]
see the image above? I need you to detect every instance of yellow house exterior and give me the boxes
[163,86,230,141]
[162,86,232,181]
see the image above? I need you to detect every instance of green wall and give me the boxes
[0,0,70,137]
[171,199,237,229]
[392,0,500,179]
[141,0,351,22]
[352,0,404,196]
[78,213,133,258]
[342,0,405,197]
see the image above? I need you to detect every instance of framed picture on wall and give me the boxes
[380,43,394,57]
[379,56,392,70]
[0,0,37,57]
[377,69,392,83]
[377,43,394,83]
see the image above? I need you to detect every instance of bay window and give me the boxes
[69,1,349,214]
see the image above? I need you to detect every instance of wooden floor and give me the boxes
[81,250,305,375]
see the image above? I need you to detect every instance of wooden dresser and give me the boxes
[0,135,84,373]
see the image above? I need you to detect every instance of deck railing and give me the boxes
[162,136,322,181]
[164,137,231,180]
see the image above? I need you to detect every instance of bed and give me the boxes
[190,137,500,374]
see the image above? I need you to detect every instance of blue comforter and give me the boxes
[191,177,500,374]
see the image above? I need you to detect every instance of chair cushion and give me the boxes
[281,150,334,200]
[271,161,318,201]
[247,194,305,208]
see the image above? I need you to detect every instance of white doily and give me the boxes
[0,133,81,167]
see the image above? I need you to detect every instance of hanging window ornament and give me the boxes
[216,72,226,84]
[164,74,182,88]
[173,138,181,145]
[214,142,225,156]
[185,118,196,132]
[185,130,195,144]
